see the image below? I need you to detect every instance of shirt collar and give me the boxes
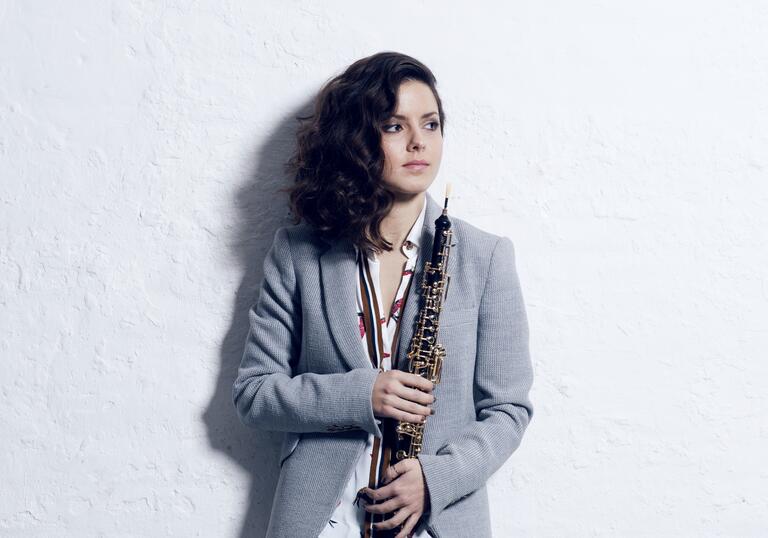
[401,194,427,256]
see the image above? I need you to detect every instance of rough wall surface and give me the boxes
[2,1,766,536]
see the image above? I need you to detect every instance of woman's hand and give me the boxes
[362,458,430,537]
[372,370,435,423]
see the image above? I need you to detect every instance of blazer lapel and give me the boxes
[319,237,370,371]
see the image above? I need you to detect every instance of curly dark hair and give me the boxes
[281,51,446,255]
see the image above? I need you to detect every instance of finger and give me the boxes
[387,406,428,424]
[364,495,404,514]
[365,483,395,503]
[395,511,421,538]
[399,372,434,393]
[385,459,419,482]
[383,462,401,485]
[395,385,436,406]
[392,397,433,419]
[374,507,411,531]
[379,398,418,422]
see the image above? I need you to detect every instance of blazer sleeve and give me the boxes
[417,236,534,523]
[232,226,382,437]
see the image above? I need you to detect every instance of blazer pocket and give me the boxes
[438,306,477,328]
[279,431,301,468]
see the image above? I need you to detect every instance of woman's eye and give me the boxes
[382,121,440,133]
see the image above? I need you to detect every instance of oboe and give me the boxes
[380,184,454,536]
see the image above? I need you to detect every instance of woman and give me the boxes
[233,51,534,538]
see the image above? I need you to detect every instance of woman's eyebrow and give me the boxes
[390,111,439,120]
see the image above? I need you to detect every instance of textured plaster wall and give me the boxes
[2,1,766,536]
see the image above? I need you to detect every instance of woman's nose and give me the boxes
[410,139,425,151]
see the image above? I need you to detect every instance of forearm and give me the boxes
[233,366,383,436]
[418,401,531,521]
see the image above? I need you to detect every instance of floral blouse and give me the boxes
[319,196,430,538]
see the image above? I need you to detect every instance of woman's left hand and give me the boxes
[362,458,429,537]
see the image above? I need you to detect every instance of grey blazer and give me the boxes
[233,192,534,538]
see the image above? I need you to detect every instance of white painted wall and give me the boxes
[2,1,766,536]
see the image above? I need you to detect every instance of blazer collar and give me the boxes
[319,191,451,372]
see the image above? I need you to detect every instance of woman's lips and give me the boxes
[404,163,429,170]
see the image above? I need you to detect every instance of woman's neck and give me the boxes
[379,192,425,251]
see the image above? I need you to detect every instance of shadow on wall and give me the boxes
[202,99,312,538]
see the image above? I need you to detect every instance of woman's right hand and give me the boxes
[372,370,435,423]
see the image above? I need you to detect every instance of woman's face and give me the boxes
[380,79,443,199]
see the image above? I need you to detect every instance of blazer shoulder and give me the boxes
[451,214,514,254]
[274,221,327,259]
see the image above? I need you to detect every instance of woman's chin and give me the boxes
[384,179,436,197]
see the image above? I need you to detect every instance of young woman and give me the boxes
[233,51,534,538]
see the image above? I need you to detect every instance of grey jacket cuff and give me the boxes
[416,453,456,523]
[347,367,382,438]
